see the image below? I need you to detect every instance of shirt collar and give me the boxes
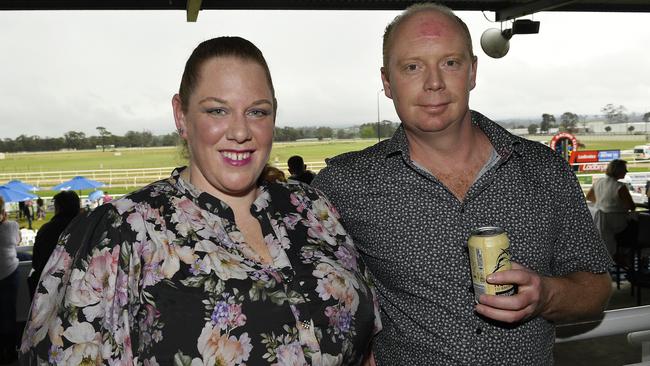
[169,166,271,215]
[384,110,522,159]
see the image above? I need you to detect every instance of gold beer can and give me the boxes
[468,226,515,303]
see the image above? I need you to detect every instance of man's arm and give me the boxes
[475,262,612,323]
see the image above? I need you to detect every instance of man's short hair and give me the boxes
[382,2,475,71]
[287,155,306,173]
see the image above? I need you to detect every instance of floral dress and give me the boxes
[20,168,381,365]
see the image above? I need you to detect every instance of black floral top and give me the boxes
[20,168,381,365]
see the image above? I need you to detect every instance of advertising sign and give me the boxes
[598,150,621,162]
[579,163,608,172]
[573,150,599,163]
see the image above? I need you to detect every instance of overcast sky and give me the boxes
[1,9,649,139]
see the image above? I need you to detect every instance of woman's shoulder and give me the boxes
[1,219,20,232]
[268,180,328,202]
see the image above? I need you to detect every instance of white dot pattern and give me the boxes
[312,111,612,365]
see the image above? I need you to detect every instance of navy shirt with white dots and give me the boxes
[313,110,612,365]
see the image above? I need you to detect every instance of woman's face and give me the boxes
[173,56,275,199]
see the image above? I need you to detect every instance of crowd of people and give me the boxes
[3,2,648,365]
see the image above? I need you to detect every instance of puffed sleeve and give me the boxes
[20,204,139,365]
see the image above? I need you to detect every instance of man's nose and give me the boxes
[424,67,445,91]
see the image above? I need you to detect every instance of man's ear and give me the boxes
[469,56,478,91]
[381,67,393,99]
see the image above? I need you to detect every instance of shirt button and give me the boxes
[460,207,465,213]
[476,327,482,335]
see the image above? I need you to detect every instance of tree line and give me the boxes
[1,122,399,153]
[526,104,650,134]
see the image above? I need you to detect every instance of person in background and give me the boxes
[287,155,315,184]
[17,201,24,220]
[0,196,21,364]
[586,159,636,255]
[102,191,113,204]
[20,36,380,365]
[35,197,46,221]
[22,200,33,230]
[313,3,611,365]
[27,191,81,299]
[260,164,288,184]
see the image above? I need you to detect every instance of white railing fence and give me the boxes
[0,162,329,190]
[556,305,650,365]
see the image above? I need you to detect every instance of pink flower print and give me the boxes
[195,324,252,365]
[282,214,301,230]
[324,306,352,337]
[189,258,206,275]
[142,262,163,287]
[48,344,64,364]
[290,193,310,213]
[273,341,308,366]
[171,197,206,236]
[334,246,358,271]
[144,304,160,328]
[114,270,128,307]
[210,301,246,331]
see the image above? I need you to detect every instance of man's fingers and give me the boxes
[475,303,534,323]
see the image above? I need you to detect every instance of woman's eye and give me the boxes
[207,108,226,116]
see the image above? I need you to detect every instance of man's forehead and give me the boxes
[402,11,457,39]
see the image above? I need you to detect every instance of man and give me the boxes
[313,3,612,365]
[287,155,315,184]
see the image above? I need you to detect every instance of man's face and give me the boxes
[382,10,477,136]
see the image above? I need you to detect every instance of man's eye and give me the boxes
[444,60,460,67]
[406,64,418,71]
[248,109,270,117]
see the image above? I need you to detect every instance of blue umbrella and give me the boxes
[5,179,40,192]
[0,185,38,203]
[52,176,106,191]
[88,190,104,202]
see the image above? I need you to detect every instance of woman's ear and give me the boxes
[172,94,187,138]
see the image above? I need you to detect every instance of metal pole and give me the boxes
[377,88,383,142]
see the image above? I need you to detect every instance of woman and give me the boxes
[28,191,81,299]
[586,159,636,254]
[20,36,380,365]
[0,196,20,364]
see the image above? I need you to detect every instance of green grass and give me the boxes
[269,140,376,164]
[0,148,186,173]
[0,140,378,174]
[580,141,644,151]
[1,138,647,178]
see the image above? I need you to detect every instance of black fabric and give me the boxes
[28,214,77,297]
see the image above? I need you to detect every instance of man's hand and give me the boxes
[474,262,549,323]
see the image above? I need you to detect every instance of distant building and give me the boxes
[588,121,649,133]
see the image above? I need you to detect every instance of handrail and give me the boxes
[556,305,650,343]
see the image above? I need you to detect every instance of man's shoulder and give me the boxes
[312,141,395,201]
[322,140,391,172]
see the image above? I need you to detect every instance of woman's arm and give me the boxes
[586,187,596,203]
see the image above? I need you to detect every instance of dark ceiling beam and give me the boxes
[495,0,576,21]
[1,0,650,13]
